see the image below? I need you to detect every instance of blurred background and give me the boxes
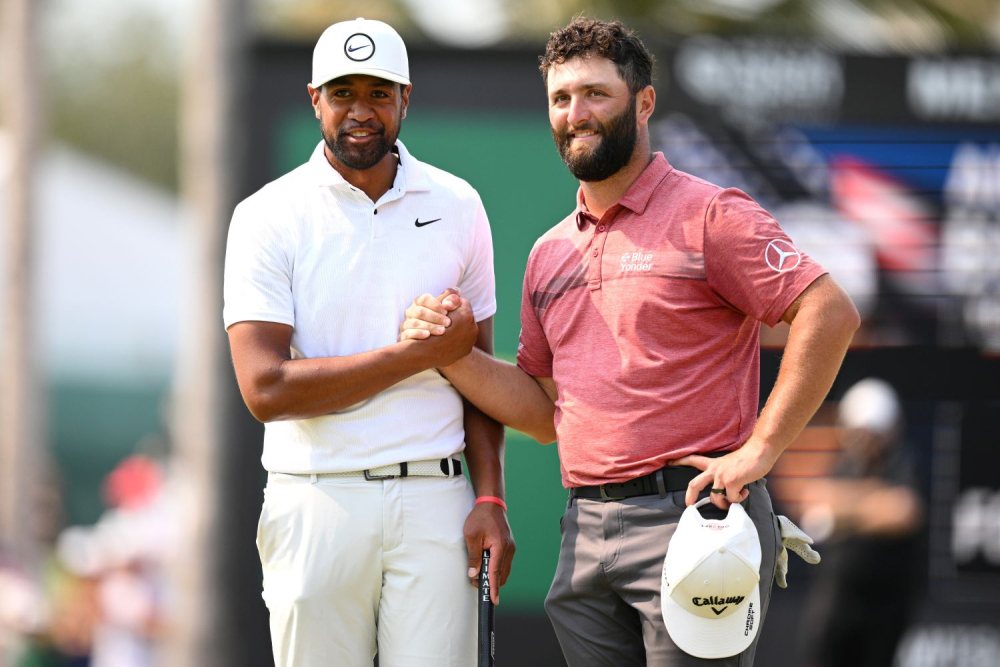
[1,0,999,665]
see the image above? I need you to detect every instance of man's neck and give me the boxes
[325,145,398,203]
[579,147,654,220]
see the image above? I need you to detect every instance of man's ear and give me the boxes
[307,83,322,119]
[400,83,412,119]
[636,84,655,126]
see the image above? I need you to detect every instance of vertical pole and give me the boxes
[162,0,249,664]
[0,0,41,574]
[0,0,42,663]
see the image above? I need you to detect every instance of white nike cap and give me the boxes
[311,18,411,89]
[661,498,762,659]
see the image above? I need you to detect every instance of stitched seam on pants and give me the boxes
[600,503,624,581]
[745,481,779,667]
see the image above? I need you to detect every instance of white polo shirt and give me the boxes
[223,140,496,473]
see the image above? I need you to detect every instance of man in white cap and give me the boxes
[223,18,514,667]
[798,378,923,666]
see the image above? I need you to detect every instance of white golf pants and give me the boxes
[257,472,477,667]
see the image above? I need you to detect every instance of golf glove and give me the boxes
[775,515,821,588]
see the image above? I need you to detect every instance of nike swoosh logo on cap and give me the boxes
[415,218,441,228]
[348,44,371,53]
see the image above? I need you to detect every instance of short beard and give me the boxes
[322,120,400,171]
[553,95,638,182]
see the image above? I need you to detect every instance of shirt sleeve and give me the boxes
[458,195,497,323]
[516,248,554,378]
[222,201,295,330]
[704,188,827,326]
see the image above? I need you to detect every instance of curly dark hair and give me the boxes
[539,17,654,95]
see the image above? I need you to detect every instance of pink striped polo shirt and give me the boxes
[516,153,827,488]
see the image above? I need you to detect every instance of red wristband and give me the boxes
[475,496,507,512]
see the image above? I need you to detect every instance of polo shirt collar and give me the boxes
[574,152,673,229]
[308,139,431,193]
[618,152,672,214]
[395,140,431,192]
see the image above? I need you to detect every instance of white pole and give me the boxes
[0,0,42,663]
[162,0,247,664]
[0,0,41,575]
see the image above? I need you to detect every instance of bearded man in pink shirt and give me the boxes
[401,17,859,667]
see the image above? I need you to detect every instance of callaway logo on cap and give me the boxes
[311,18,411,89]
[661,498,762,659]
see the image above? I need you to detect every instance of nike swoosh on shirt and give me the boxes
[415,218,442,227]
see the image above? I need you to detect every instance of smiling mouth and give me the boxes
[340,127,381,139]
[568,129,600,145]
[341,129,382,142]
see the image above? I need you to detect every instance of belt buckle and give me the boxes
[599,484,625,501]
[364,468,396,480]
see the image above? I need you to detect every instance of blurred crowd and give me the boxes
[0,454,178,667]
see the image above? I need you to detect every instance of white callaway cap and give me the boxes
[661,498,762,659]
[311,18,410,88]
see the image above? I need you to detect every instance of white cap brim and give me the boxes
[662,583,761,659]
[311,67,411,88]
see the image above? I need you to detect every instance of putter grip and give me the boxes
[478,549,495,667]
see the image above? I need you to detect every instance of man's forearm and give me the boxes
[245,339,438,422]
[750,279,860,460]
[441,350,556,444]
[462,397,506,498]
[461,319,506,496]
[231,304,479,423]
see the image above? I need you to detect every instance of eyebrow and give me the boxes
[549,82,611,97]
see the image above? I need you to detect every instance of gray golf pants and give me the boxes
[545,479,780,667]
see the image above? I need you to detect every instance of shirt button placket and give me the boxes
[371,204,383,239]
[589,221,609,291]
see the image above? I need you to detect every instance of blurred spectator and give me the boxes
[0,452,179,667]
[54,454,175,667]
[42,568,98,667]
[0,550,95,666]
[797,378,924,667]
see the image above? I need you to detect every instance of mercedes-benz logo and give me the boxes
[765,239,802,272]
[344,33,375,62]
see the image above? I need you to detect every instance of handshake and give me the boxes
[399,288,479,369]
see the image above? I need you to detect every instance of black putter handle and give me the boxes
[478,549,495,666]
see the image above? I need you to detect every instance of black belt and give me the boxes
[570,453,728,501]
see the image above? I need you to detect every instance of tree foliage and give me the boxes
[46,9,180,191]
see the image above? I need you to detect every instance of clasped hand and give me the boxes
[399,288,477,367]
